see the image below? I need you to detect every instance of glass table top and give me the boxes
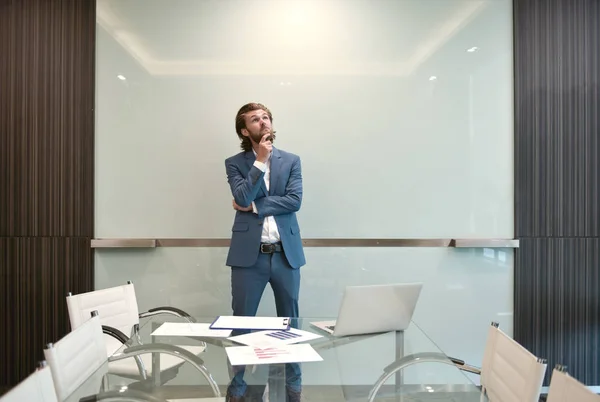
[67,316,487,402]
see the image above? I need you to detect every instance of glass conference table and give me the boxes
[67,316,488,402]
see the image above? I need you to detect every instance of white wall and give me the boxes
[94,0,514,387]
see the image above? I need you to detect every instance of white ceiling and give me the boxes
[97,0,489,76]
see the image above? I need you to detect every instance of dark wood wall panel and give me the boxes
[514,0,600,238]
[0,0,95,237]
[0,238,93,386]
[0,0,95,390]
[515,238,600,383]
[514,0,600,385]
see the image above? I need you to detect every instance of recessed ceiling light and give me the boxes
[117,74,126,80]
[467,46,479,52]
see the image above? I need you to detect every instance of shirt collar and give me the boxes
[252,148,272,161]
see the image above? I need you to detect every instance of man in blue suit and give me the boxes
[224,102,305,402]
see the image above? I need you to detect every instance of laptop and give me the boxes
[311,282,423,337]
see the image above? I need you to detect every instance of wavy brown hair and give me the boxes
[235,102,274,152]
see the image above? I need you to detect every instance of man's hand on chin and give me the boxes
[232,199,252,212]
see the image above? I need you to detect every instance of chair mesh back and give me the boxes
[480,324,547,402]
[547,368,600,402]
[44,316,106,400]
[66,283,140,354]
[0,366,57,402]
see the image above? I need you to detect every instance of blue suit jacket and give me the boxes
[225,147,306,269]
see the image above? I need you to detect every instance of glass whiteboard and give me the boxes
[95,0,513,239]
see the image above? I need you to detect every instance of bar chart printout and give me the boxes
[225,344,323,365]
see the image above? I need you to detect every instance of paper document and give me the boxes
[151,322,232,338]
[226,344,323,366]
[210,316,290,331]
[228,328,323,348]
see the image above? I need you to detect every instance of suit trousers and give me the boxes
[227,250,302,399]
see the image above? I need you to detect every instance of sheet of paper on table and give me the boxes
[151,322,232,338]
[210,315,290,331]
[226,344,323,366]
[228,327,323,348]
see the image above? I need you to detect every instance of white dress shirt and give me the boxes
[252,151,280,243]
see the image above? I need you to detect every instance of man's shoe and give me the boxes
[287,389,302,402]
[225,393,245,402]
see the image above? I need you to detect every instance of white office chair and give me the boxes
[44,314,107,400]
[477,322,547,401]
[43,313,168,402]
[66,282,207,383]
[0,364,57,402]
[547,364,600,402]
[368,322,547,402]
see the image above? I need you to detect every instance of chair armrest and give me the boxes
[139,306,196,322]
[102,325,129,344]
[447,356,482,375]
[101,325,147,380]
[368,352,482,402]
[137,308,207,352]
[109,342,220,398]
[79,389,167,402]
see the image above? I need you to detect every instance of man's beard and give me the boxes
[249,128,276,144]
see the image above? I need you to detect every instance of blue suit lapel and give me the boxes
[245,151,268,197]
[269,147,281,195]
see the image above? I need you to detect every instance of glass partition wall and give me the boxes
[95,0,514,388]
